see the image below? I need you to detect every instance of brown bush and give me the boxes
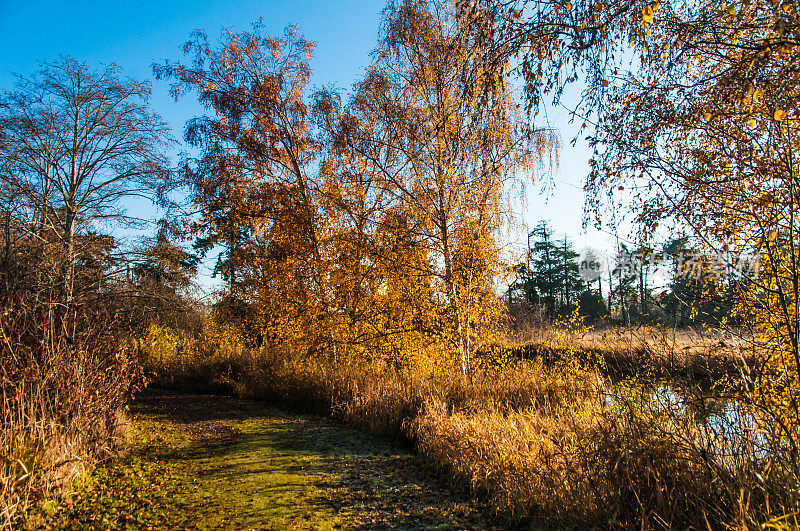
[1,305,136,529]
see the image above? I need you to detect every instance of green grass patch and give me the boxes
[44,393,493,530]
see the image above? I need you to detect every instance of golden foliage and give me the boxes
[158,1,556,377]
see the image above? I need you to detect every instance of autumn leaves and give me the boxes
[155,2,552,374]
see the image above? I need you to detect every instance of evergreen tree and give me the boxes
[522,221,584,315]
[610,244,637,324]
[557,235,583,310]
[528,221,560,313]
[660,237,733,327]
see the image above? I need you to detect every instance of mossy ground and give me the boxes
[45,392,495,530]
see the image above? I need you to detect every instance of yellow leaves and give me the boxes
[748,117,757,128]
[745,86,765,114]
[702,112,712,121]
[726,4,737,15]
[642,2,659,23]
[774,109,787,121]
[767,229,778,242]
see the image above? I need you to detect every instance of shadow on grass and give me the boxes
[131,391,498,530]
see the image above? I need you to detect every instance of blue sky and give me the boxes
[0,0,384,136]
[0,0,617,291]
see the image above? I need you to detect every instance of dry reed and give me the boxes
[142,323,794,528]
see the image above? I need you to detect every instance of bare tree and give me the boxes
[0,57,173,303]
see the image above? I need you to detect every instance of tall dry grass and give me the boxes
[409,388,778,528]
[143,321,795,528]
[1,307,135,529]
[501,320,752,383]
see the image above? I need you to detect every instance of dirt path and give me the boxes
[48,392,495,530]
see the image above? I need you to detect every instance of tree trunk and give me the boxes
[440,220,469,377]
[64,210,76,305]
[563,237,569,309]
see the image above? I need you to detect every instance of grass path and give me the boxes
[46,392,495,530]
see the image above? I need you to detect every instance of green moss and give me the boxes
[46,393,493,530]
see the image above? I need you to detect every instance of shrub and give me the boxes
[1,306,135,528]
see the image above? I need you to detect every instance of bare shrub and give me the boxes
[0,304,135,528]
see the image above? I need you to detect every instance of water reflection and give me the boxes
[608,379,769,459]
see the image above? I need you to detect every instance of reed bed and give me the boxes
[142,322,794,529]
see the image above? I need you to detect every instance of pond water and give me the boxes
[607,380,772,459]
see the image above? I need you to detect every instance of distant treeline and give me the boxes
[508,221,757,326]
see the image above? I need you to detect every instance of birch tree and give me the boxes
[335,0,556,374]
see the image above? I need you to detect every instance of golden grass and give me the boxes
[409,396,743,527]
[142,323,793,529]
[1,314,133,529]
[497,322,752,383]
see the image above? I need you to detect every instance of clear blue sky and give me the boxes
[0,0,617,291]
[0,0,384,136]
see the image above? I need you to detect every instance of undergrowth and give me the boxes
[140,320,800,529]
[1,306,136,529]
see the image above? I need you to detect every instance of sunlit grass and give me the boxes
[138,321,792,528]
